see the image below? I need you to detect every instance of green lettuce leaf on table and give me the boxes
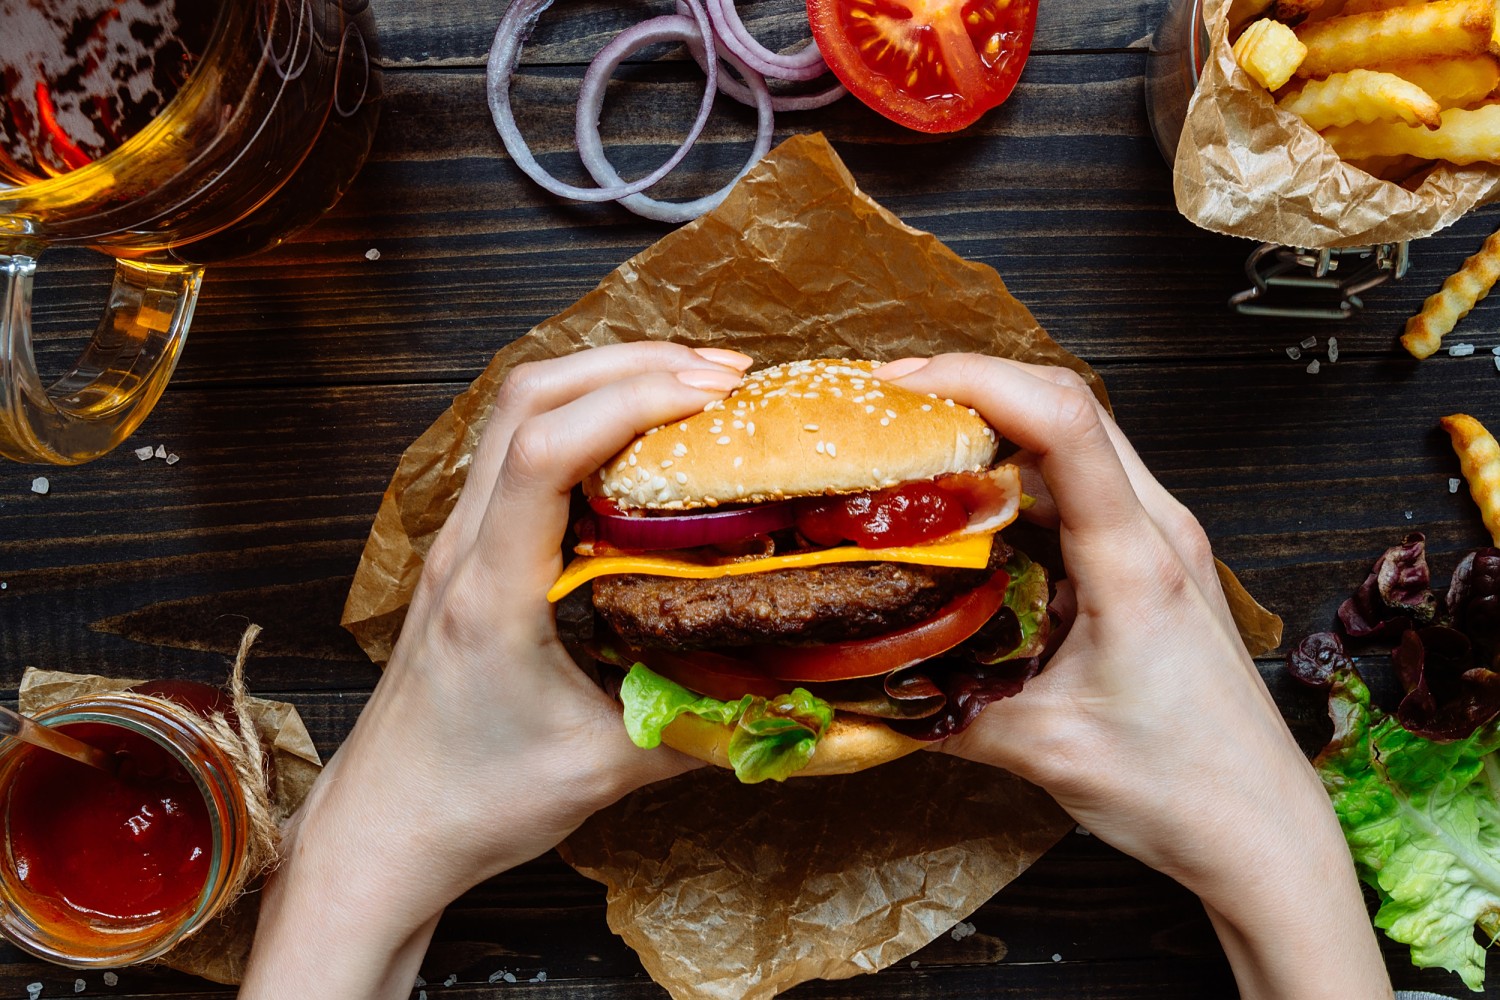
[1316,667,1500,991]
[619,664,832,784]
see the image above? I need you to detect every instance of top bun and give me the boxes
[588,358,999,509]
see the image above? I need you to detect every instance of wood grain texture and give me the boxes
[8,0,1500,995]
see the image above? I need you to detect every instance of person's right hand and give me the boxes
[873,353,1391,1000]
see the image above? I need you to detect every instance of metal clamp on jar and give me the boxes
[1143,0,1408,319]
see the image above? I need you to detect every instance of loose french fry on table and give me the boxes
[1379,55,1500,109]
[1279,69,1442,128]
[1441,413,1500,545]
[1294,0,1494,79]
[1322,104,1500,164]
[1401,223,1500,359]
[1234,18,1307,91]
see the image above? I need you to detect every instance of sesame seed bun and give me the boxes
[658,709,927,776]
[587,359,1000,510]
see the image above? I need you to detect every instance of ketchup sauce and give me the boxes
[6,722,211,924]
[797,483,968,548]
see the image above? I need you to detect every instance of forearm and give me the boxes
[1200,839,1391,1000]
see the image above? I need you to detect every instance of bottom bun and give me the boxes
[660,711,927,777]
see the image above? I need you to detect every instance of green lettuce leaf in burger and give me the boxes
[547,359,1053,782]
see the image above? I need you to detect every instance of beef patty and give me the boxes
[592,542,1009,649]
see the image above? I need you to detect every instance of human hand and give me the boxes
[243,342,752,997]
[872,353,1391,1000]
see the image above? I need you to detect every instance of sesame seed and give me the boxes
[679,423,688,432]
[628,454,637,466]
[865,405,876,414]
[945,399,955,407]
[854,395,866,403]
[967,408,977,416]
[660,460,673,468]
[959,433,970,446]
[673,443,687,457]
[928,393,937,398]
[734,457,743,468]
[747,422,756,436]
[717,436,731,445]
[816,441,826,454]
[804,424,819,432]
[885,409,897,418]
[633,441,643,453]
[733,420,744,428]
[827,443,837,457]
[652,476,667,490]
[880,418,890,426]
[676,472,688,484]
[921,404,932,411]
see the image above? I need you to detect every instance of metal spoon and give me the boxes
[0,704,116,774]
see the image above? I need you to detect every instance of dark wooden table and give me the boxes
[5,0,1500,995]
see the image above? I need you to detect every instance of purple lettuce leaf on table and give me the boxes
[1448,548,1500,670]
[1285,631,1354,691]
[1392,626,1500,741]
[1337,533,1439,639]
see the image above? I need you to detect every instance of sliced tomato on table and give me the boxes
[806,0,1037,133]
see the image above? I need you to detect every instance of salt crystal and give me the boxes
[27,984,42,1000]
[1327,337,1339,363]
[133,446,153,461]
[1,582,7,590]
[1300,336,1317,349]
[1494,356,1500,373]
[153,444,166,459]
[101,974,116,987]
[910,960,921,969]
[73,983,84,995]
[414,976,426,988]
[30,477,49,495]
[418,993,427,1000]
[1492,346,1500,355]
[1449,343,1476,357]
[1306,359,1321,375]
[442,975,457,987]
[1075,825,1091,837]
[950,920,977,941]
[1286,346,1301,360]
[1451,478,1463,494]
[364,248,381,261]
[1051,953,1063,963]
[165,453,180,466]
[530,972,547,983]
[488,971,511,985]
[1404,510,1414,520]
[503,973,517,984]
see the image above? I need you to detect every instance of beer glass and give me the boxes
[0,0,380,464]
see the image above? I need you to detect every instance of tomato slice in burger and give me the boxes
[806,0,1037,133]
[755,567,1010,682]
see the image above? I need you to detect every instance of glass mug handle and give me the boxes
[0,237,203,465]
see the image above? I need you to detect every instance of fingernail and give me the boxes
[871,357,930,380]
[677,368,742,391]
[693,347,754,370]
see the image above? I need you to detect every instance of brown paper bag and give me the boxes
[1174,0,1500,248]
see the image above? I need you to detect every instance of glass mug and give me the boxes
[0,0,381,464]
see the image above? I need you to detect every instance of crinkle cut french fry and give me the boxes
[1295,0,1494,79]
[1379,55,1500,108]
[1279,69,1442,128]
[1322,104,1500,164]
[1441,413,1500,545]
[1234,19,1307,91]
[1401,223,1500,359]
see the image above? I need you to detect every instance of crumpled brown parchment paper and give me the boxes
[18,667,323,985]
[1174,0,1500,248]
[342,132,1283,999]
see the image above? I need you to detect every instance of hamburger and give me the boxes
[547,359,1051,782]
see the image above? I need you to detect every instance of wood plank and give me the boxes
[365,0,1160,69]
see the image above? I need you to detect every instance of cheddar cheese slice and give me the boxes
[547,533,996,603]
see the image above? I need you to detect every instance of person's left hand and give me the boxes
[243,342,753,997]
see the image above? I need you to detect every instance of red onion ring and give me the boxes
[593,498,797,551]
[486,0,718,202]
[577,14,774,224]
[704,0,828,80]
[678,9,848,113]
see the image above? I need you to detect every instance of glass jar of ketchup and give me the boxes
[0,682,253,967]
